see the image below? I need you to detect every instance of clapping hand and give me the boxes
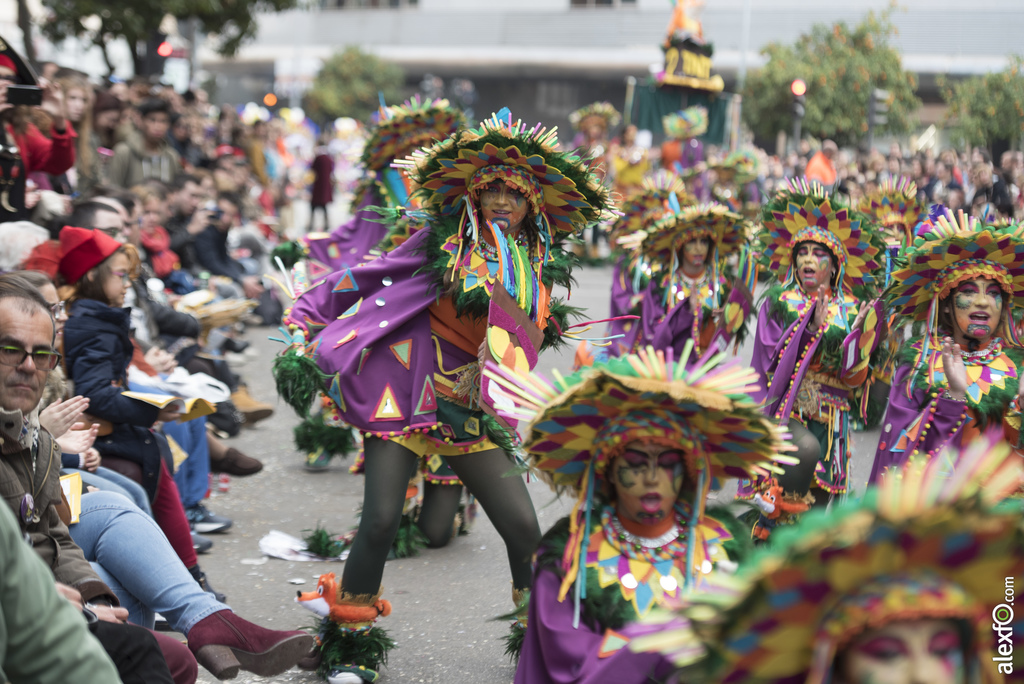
[940,336,968,402]
[39,396,90,438]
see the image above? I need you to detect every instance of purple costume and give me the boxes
[302,188,388,272]
[868,340,1023,483]
[744,285,880,494]
[514,570,674,684]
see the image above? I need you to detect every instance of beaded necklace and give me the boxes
[585,505,692,617]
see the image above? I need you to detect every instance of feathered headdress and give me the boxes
[886,211,1024,388]
[483,346,793,618]
[360,95,464,172]
[859,176,928,249]
[629,436,1024,684]
[568,101,622,132]
[758,178,881,292]
[608,170,690,247]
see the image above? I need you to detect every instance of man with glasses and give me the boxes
[0,271,314,681]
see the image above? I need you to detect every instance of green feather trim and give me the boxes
[481,414,519,454]
[706,504,753,565]
[535,517,637,632]
[897,339,1024,427]
[270,241,306,270]
[302,523,346,558]
[392,510,428,559]
[316,619,395,677]
[294,413,357,457]
[273,353,329,416]
[544,300,584,352]
[503,621,527,662]
[412,216,578,325]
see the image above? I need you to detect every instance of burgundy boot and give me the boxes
[187,609,313,680]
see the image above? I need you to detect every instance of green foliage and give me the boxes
[40,0,299,74]
[303,47,405,125]
[742,11,919,147]
[302,523,345,558]
[939,56,1024,148]
[316,619,395,677]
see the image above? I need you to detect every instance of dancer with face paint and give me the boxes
[480,348,790,682]
[274,111,612,682]
[868,211,1024,483]
[739,179,885,528]
[632,437,1024,684]
[575,170,692,368]
[852,177,930,429]
[606,201,756,361]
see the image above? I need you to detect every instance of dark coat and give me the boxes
[63,299,166,499]
[194,225,246,283]
[310,152,334,207]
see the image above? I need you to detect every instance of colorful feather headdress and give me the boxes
[628,436,1024,684]
[483,346,793,615]
[608,170,690,247]
[859,176,928,248]
[711,149,760,186]
[759,178,881,292]
[662,106,708,140]
[888,210,1024,337]
[400,109,613,240]
[568,101,622,132]
[360,95,464,172]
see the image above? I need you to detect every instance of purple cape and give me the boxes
[287,227,470,436]
[514,569,674,684]
[303,188,389,271]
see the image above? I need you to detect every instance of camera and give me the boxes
[5,84,43,107]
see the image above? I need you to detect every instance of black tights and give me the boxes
[341,438,541,595]
[417,483,463,549]
[778,418,828,507]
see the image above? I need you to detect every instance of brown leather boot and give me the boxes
[187,609,313,680]
[230,385,274,425]
[210,447,263,476]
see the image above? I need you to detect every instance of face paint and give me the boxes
[951,277,1002,348]
[479,183,529,238]
[837,619,965,684]
[681,237,710,274]
[610,441,685,529]
[794,242,834,296]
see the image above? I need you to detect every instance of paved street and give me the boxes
[192,263,881,683]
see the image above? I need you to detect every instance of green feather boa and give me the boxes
[294,413,356,458]
[316,618,395,679]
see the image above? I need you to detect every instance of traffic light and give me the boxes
[790,79,807,151]
[791,78,807,117]
[869,88,890,128]
[866,88,890,151]
[141,31,169,77]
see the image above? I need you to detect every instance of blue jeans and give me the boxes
[71,466,152,516]
[164,416,211,509]
[69,491,225,633]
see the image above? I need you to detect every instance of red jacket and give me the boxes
[6,121,77,175]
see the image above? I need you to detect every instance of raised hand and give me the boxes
[812,287,830,331]
[940,336,968,401]
[39,396,90,438]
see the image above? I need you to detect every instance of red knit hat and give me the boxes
[58,226,123,285]
[22,240,62,281]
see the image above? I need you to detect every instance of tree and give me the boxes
[939,56,1024,149]
[39,0,300,76]
[741,11,919,148]
[302,47,406,125]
